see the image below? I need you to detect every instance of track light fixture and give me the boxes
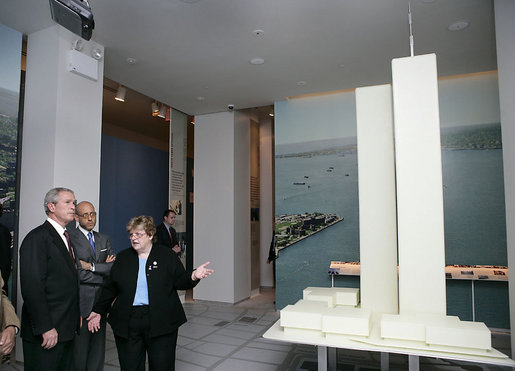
[157,104,167,118]
[151,101,160,116]
[114,85,127,102]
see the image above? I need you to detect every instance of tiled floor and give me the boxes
[3,288,514,370]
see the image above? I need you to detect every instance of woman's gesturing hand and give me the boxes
[192,261,214,281]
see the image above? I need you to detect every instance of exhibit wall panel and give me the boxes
[99,134,168,253]
[169,109,188,234]
[274,91,360,310]
[392,54,446,315]
[494,0,515,348]
[0,23,22,232]
[274,70,507,327]
[260,117,275,288]
[355,84,398,314]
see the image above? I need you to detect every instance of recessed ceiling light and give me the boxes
[250,58,265,65]
[339,63,345,68]
[297,81,307,86]
[196,96,205,101]
[126,57,137,65]
[448,20,469,31]
[252,29,264,37]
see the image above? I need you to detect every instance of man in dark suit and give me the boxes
[155,209,181,254]
[20,187,80,371]
[68,201,115,371]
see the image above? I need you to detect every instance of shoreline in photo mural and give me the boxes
[274,71,509,329]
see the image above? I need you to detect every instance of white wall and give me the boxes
[17,24,104,361]
[19,25,104,240]
[193,111,251,303]
[494,0,515,356]
[259,117,275,288]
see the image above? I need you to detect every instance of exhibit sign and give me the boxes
[169,108,188,234]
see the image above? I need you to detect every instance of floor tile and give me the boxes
[231,347,289,365]
[193,342,239,357]
[202,333,250,346]
[179,322,218,339]
[212,358,279,371]
[176,347,221,367]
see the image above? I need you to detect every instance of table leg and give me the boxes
[381,352,389,371]
[318,345,328,371]
[408,355,419,371]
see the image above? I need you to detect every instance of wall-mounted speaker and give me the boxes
[49,0,94,41]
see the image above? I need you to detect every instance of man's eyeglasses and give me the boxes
[129,231,146,240]
[78,212,97,218]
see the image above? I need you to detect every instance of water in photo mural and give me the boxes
[274,72,509,329]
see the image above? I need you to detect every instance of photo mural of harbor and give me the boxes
[0,24,22,233]
[274,71,509,329]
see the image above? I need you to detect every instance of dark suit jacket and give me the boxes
[19,221,80,343]
[93,244,198,339]
[155,223,178,249]
[68,228,115,317]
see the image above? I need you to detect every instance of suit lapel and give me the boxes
[76,228,97,259]
[93,231,101,260]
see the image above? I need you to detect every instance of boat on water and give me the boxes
[293,182,306,185]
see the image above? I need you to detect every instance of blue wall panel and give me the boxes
[99,134,168,253]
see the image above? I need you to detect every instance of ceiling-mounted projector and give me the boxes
[49,0,95,41]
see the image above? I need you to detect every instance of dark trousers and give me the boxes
[114,306,179,371]
[72,316,106,371]
[22,338,74,371]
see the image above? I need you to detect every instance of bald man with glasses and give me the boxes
[68,201,115,371]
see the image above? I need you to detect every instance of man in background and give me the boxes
[68,201,115,371]
[155,209,181,254]
[0,204,12,295]
[20,187,80,371]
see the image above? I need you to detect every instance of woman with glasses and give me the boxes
[87,215,213,370]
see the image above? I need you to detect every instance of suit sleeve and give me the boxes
[171,228,179,247]
[1,292,20,331]
[20,232,54,335]
[1,275,20,331]
[92,259,120,315]
[171,253,198,291]
[90,236,115,276]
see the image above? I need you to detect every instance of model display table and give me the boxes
[263,319,515,371]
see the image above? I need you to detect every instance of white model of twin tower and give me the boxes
[279,54,501,357]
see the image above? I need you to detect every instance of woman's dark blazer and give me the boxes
[93,243,198,339]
